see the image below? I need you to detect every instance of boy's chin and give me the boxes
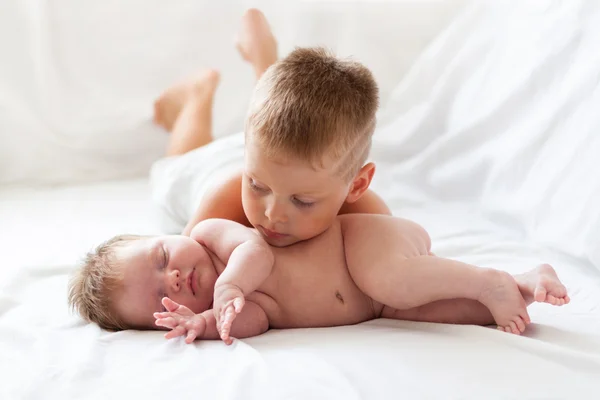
[261,234,299,247]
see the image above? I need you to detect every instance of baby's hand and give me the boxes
[154,297,206,344]
[213,284,245,345]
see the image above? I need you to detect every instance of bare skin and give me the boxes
[143,9,569,335]
[154,69,220,156]
[152,8,391,237]
[146,216,570,344]
[389,264,570,334]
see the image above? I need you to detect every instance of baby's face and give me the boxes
[113,236,217,329]
[242,136,350,247]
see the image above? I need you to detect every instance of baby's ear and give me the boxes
[345,162,375,203]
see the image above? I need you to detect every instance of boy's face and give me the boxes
[242,136,351,247]
[113,236,217,329]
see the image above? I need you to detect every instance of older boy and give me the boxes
[150,9,390,240]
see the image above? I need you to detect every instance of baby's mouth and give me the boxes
[187,268,196,296]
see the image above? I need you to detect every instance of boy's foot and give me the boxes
[236,8,278,79]
[153,69,221,132]
[478,270,530,335]
[515,264,570,306]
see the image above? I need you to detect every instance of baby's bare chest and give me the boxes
[250,228,376,328]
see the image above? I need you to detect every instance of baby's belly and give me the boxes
[250,286,376,329]
[251,222,378,329]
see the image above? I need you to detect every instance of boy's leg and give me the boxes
[153,7,277,157]
[236,8,278,80]
[385,264,570,332]
[344,215,530,333]
[154,70,220,156]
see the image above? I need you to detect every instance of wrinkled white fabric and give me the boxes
[371,0,600,269]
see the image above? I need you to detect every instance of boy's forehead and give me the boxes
[246,154,343,193]
[246,139,339,175]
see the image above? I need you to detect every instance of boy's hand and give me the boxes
[154,297,206,344]
[213,284,245,345]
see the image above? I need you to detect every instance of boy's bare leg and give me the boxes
[154,70,216,133]
[236,8,278,80]
[153,70,220,156]
[383,264,570,332]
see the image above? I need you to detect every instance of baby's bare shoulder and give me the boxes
[338,214,431,254]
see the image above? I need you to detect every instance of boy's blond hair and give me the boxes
[68,234,143,331]
[246,47,379,181]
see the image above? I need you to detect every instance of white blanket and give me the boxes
[0,0,463,185]
[1,180,599,399]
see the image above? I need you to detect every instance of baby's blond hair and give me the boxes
[68,234,143,331]
[246,47,379,181]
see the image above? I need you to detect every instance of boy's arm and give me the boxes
[339,189,391,216]
[182,173,250,236]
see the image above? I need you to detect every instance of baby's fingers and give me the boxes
[233,297,245,313]
[164,325,186,340]
[155,317,177,329]
[184,328,198,344]
[162,297,183,312]
[220,305,236,326]
[219,322,232,345]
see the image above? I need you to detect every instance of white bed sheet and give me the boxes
[1,180,599,399]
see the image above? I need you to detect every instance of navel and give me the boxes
[335,290,344,304]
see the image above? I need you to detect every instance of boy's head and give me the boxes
[243,47,379,246]
[68,234,217,330]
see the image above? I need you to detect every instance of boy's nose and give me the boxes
[167,269,181,292]
[265,201,287,223]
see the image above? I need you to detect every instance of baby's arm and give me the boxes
[191,218,274,336]
[182,173,250,236]
[155,298,268,345]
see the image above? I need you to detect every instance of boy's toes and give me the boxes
[515,317,526,333]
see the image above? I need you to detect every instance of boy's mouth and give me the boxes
[259,226,288,239]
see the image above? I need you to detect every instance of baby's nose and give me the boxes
[168,269,181,292]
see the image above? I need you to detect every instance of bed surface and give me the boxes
[1,180,599,399]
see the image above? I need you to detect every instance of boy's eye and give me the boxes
[292,197,314,208]
[249,179,268,192]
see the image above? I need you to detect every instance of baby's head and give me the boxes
[68,234,217,330]
[244,47,380,246]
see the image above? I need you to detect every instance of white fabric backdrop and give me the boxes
[0,0,467,186]
[369,0,600,269]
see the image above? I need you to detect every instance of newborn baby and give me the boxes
[69,214,569,344]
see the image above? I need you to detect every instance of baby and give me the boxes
[69,215,569,344]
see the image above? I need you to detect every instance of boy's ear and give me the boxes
[345,162,375,203]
